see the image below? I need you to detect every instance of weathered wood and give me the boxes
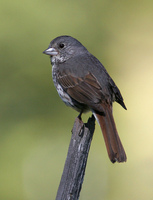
[55,115,95,200]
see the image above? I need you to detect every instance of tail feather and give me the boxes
[94,105,127,163]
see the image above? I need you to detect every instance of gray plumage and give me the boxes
[43,35,127,163]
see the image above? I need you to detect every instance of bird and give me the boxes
[43,35,127,163]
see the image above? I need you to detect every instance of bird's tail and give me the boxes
[94,105,127,163]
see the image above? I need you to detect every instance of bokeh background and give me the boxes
[1,0,153,199]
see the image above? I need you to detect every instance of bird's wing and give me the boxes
[57,71,110,113]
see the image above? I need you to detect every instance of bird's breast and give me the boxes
[52,64,74,108]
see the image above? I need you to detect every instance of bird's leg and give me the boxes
[72,111,84,136]
[77,111,83,120]
[91,114,95,120]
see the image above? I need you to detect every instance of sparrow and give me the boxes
[43,35,127,163]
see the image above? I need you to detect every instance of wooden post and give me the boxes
[55,115,95,200]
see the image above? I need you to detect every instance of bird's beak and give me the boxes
[43,47,58,56]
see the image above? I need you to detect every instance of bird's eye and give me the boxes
[59,43,65,48]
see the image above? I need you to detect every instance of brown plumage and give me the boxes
[95,106,127,163]
[57,71,127,163]
[43,35,127,163]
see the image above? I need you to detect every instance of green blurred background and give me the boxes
[1,0,153,199]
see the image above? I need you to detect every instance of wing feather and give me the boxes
[57,72,107,108]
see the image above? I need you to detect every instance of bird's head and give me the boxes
[43,35,87,63]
